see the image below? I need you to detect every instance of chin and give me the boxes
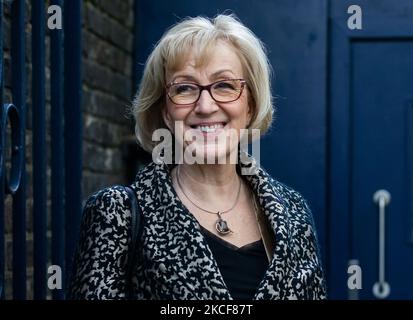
[184,142,238,165]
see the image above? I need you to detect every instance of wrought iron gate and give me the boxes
[0,0,82,300]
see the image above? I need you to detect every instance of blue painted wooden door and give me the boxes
[329,1,413,299]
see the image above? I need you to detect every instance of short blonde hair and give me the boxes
[132,14,274,152]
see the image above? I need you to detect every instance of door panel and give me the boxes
[352,41,413,299]
[329,2,413,298]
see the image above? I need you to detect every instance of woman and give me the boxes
[68,14,326,300]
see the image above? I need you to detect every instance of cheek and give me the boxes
[164,107,195,134]
[165,99,175,116]
[230,97,251,124]
[164,103,181,121]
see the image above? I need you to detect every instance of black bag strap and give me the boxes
[124,186,143,299]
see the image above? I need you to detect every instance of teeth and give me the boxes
[194,123,224,133]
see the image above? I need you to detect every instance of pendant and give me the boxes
[215,212,232,235]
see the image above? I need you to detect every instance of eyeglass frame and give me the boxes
[165,78,247,105]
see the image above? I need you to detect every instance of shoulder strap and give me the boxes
[124,186,143,299]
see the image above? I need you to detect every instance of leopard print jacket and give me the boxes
[68,160,327,299]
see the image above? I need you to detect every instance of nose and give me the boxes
[193,89,219,114]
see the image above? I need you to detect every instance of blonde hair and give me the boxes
[132,14,274,152]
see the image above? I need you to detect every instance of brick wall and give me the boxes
[2,0,137,299]
[82,0,135,197]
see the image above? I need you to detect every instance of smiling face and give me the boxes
[162,40,252,164]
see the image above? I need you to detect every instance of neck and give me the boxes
[176,163,240,203]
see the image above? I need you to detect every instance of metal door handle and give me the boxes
[372,189,391,299]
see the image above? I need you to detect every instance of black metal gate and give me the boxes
[0,0,82,300]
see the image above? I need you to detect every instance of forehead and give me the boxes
[165,41,244,81]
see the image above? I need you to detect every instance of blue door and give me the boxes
[136,0,413,299]
[329,1,413,299]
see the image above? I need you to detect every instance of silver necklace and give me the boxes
[175,165,242,236]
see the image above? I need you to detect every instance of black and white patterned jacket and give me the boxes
[68,160,327,300]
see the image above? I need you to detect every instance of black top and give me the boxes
[200,226,269,300]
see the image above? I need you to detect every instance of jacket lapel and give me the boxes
[244,167,294,299]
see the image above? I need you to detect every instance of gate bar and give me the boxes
[64,0,82,284]
[32,0,47,300]
[0,0,5,301]
[11,0,27,300]
[50,0,64,300]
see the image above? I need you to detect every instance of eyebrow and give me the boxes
[171,69,237,83]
